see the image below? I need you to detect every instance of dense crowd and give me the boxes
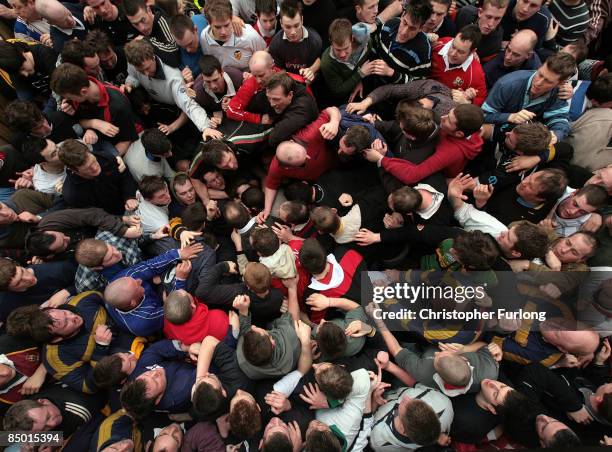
[0,0,610,450]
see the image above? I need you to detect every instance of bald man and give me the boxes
[35,0,88,53]
[484,29,541,88]
[103,243,203,336]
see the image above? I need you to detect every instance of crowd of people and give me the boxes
[0,0,610,450]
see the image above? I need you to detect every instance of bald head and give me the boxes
[35,0,75,28]
[249,51,275,85]
[104,277,141,310]
[504,29,537,68]
[541,318,600,356]
[165,290,194,325]
[435,353,471,387]
[276,141,307,167]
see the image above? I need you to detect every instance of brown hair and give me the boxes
[402,399,442,446]
[513,122,551,155]
[511,222,549,260]
[454,104,484,136]
[229,398,262,439]
[0,258,17,290]
[310,206,341,234]
[453,231,499,270]
[391,186,423,213]
[75,239,108,267]
[328,18,352,45]
[396,100,436,141]
[545,51,577,81]
[205,0,233,22]
[265,72,294,95]
[50,63,90,96]
[124,39,156,67]
[58,139,90,169]
[244,262,271,293]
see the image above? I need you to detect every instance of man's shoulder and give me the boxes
[496,69,534,87]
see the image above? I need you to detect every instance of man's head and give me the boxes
[0,258,37,291]
[170,14,200,53]
[242,325,274,366]
[396,100,437,141]
[92,352,137,388]
[192,370,228,420]
[0,41,34,77]
[124,39,157,77]
[25,231,71,258]
[165,289,196,325]
[265,72,295,114]
[199,55,227,94]
[587,73,612,107]
[504,122,550,154]
[203,168,226,191]
[515,168,568,204]
[35,0,75,28]
[124,0,155,36]
[593,383,612,424]
[120,367,166,420]
[304,420,342,452]
[172,173,197,206]
[530,52,577,98]
[181,202,207,232]
[86,30,118,71]
[513,0,544,22]
[313,362,353,400]
[329,18,353,62]
[310,206,341,234]
[249,51,275,85]
[7,305,84,343]
[223,200,251,228]
[8,0,39,22]
[536,414,581,448]
[261,417,298,452]
[540,317,600,356]
[276,140,308,167]
[440,104,484,137]
[141,128,173,159]
[551,231,599,264]
[504,29,538,68]
[448,24,481,65]
[279,200,309,225]
[338,125,372,158]
[197,139,238,170]
[150,423,184,451]
[316,323,348,360]
[85,0,118,22]
[586,165,612,195]
[355,0,379,24]
[139,175,172,206]
[50,63,91,101]
[556,185,607,220]
[250,226,280,257]
[397,396,442,446]
[205,0,234,42]
[229,389,262,439]
[104,277,146,311]
[279,0,304,42]
[479,379,518,414]
[423,0,450,32]
[58,139,102,178]
[452,230,499,269]
[243,262,271,294]
[497,222,549,259]
[3,399,62,432]
[298,238,327,275]
[397,0,432,43]
[75,239,123,269]
[389,186,423,213]
[61,39,101,77]
[22,137,60,164]
[433,351,471,387]
[477,0,508,35]
[6,100,50,136]
[256,0,278,34]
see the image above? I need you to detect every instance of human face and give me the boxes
[136,58,157,78]
[50,7,76,29]
[148,186,172,206]
[202,70,226,94]
[100,439,134,452]
[258,12,277,33]
[137,366,167,402]
[356,0,379,24]
[586,167,612,195]
[210,16,233,42]
[45,231,71,254]
[83,54,101,77]
[153,423,183,452]
[557,193,595,219]
[0,363,16,386]
[263,417,291,443]
[218,150,238,170]
[480,379,513,407]
[40,140,59,163]
[31,116,52,137]
[477,4,506,35]
[552,233,593,263]
[281,13,304,42]
[98,47,118,70]
[536,415,570,445]
[504,130,522,151]
[8,0,38,22]
[129,278,146,305]
[27,400,62,431]
[101,244,123,267]
[312,362,332,382]
[338,135,356,156]
[266,86,293,113]
[0,202,18,225]
[397,11,422,43]
[174,181,196,205]
[530,63,563,98]
[47,308,83,338]
[332,38,352,62]
[516,172,544,203]
[448,35,473,65]
[127,6,154,36]
[75,153,102,178]
[8,266,37,291]
[87,0,117,21]
[19,52,35,78]
[440,109,459,134]
[306,419,330,438]
[504,40,531,68]
[424,1,448,32]
[513,0,543,21]
[175,28,199,54]
[497,226,519,256]
[118,352,137,375]
[203,170,226,190]
[251,65,274,85]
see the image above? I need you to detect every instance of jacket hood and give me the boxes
[444,130,484,160]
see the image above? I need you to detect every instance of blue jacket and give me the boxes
[482,70,571,141]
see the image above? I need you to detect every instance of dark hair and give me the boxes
[195,139,233,168]
[545,51,577,80]
[50,63,90,96]
[120,379,156,420]
[497,391,542,448]
[535,168,568,202]
[0,41,27,74]
[317,322,347,360]
[229,398,262,439]
[454,104,484,136]
[205,0,233,22]
[280,200,309,224]
[22,136,48,163]
[512,222,549,260]
[6,305,54,343]
[86,29,113,54]
[299,238,327,274]
[54,139,91,168]
[402,399,441,446]
[182,202,206,231]
[343,125,372,153]
[157,0,181,17]
[6,100,43,132]
[250,227,280,257]
[404,0,433,26]
[458,24,482,50]
[544,428,581,448]
[329,18,352,45]
[141,128,172,156]
[0,258,17,291]
[279,0,302,19]
[192,381,229,420]
[305,429,342,452]
[587,73,612,104]
[284,181,313,204]
[61,39,97,68]
[170,14,195,39]
[241,187,265,213]
[577,184,608,210]
[600,392,612,424]
[243,329,273,365]
[391,186,423,213]
[25,231,56,257]
[513,122,550,155]
[262,432,293,452]
[223,201,251,228]
[265,72,294,95]
[317,364,353,399]
[123,0,148,16]
[396,100,436,141]
[124,39,156,67]
[256,0,277,15]
[199,54,223,77]
[310,206,340,234]
[93,354,127,388]
[452,231,499,270]
[127,86,153,114]
[139,175,167,200]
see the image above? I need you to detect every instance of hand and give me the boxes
[581,213,603,233]
[44,290,70,308]
[13,176,33,189]
[371,138,388,154]
[287,421,302,452]
[206,199,220,220]
[28,256,43,265]
[600,435,612,446]
[265,391,292,414]
[319,120,339,140]
[306,293,330,311]
[345,320,372,337]
[362,113,381,124]
[567,406,593,424]
[20,371,46,396]
[94,119,119,137]
[508,109,536,124]
[299,67,315,84]
[0,4,16,20]
[272,222,295,243]
[228,310,239,331]
[473,183,493,208]
[426,32,439,43]
[83,5,96,23]
[280,298,288,314]
[383,212,404,229]
[83,129,99,145]
[17,211,40,223]
[175,260,192,280]
[362,148,384,163]
[124,198,139,211]
[261,113,273,125]
[180,230,202,249]
[231,15,245,36]
[94,324,113,345]
[226,261,238,274]
[539,283,561,299]
[595,338,611,365]
[338,193,353,207]
[299,383,329,409]
[282,275,298,290]
[375,350,390,370]
[256,209,270,224]
[438,342,464,353]
[221,96,231,111]
[346,98,372,115]
[40,33,53,47]
[120,83,133,94]
[506,155,540,173]
[123,225,143,239]
[371,59,394,77]
[487,342,503,361]
[158,122,176,135]
[203,128,223,140]
[116,156,126,173]
[447,173,473,201]
[545,18,559,41]
[122,215,141,227]
[545,249,562,271]
[464,88,478,100]
[188,342,201,361]
[310,340,321,360]
[209,116,222,129]
[294,320,312,345]
[179,242,204,259]
[60,99,75,116]
[348,81,364,103]
[182,67,194,84]
[232,294,251,312]
[355,228,381,246]
[452,89,470,104]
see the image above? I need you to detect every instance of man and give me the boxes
[169,173,197,216]
[123,0,180,67]
[484,28,541,88]
[261,108,340,221]
[501,0,551,48]
[123,128,175,182]
[192,54,244,120]
[543,184,608,236]
[60,39,104,80]
[268,0,322,83]
[482,51,576,143]
[85,0,137,46]
[0,40,57,100]
[200,0,266,71]
[169,14,207,79]
[423,0,456,40]
[50,63,139,155]
[430,24,487,105]
[103,243,203,336]
[253,0,279,46]
[455,0,508,62]
[9,0,50,43]
[58,139,138,216]
[134,175,173,234]
[34,0,88,53]
[86,29,129,86]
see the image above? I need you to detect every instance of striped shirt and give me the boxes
[548,0,590,46]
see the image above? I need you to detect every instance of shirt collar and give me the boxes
[524,71,552,107]
[282,26,308,42]
[205,26,236,47]
[152,57,166,80]
[438,39,474,72]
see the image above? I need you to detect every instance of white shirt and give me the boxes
[200,24,266,70]
[136,193,169,234]
[33,164,65,195]
[124,137,175,183]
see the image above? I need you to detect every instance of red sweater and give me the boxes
[265,111,337,189]
[431,37,487,106]
[163,301,229,345]
[381,130,483,184]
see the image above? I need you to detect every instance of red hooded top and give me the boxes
[163,300,229,345]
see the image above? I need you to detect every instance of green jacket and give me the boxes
[320,41,371,101]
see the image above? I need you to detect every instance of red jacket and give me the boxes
[431,37,487,106]
[265,111,337,189]
[226,67,310,124]
[381,130,483,184]
[163,301,229,345]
